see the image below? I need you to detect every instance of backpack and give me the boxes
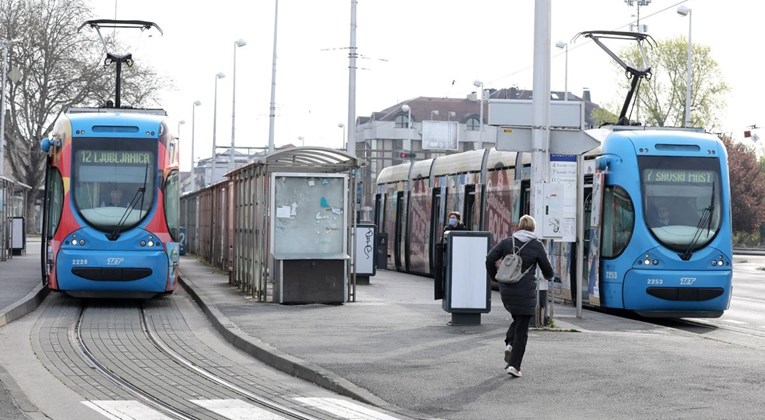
[495,239,533,284]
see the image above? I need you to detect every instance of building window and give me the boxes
[395,113,410,128]
[466,117,480,131]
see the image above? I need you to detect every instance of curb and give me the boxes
[178,273,430,420]
[0,284,49,329]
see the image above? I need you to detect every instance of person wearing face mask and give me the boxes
[443,211,467,234]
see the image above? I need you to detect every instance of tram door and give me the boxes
[569,175,593,305]
[429,187,442,274]
[394,191,405,271]
[584,173,604,306]
[463,185,476,230]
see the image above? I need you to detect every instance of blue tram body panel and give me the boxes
[55,226,173,294]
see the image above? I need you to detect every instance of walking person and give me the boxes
[485,215,554,377]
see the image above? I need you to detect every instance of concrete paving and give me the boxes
[2,240,765,419]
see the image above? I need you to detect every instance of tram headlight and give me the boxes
[79,239,85,246]
[147,240,154,247]
[140,240,146,247]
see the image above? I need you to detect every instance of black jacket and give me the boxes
[486,235,554,316]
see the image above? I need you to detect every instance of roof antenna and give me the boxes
[78,19,163,108]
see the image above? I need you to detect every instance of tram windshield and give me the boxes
[71,138,157,233]
[639,156,722,252]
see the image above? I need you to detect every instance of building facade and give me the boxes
[354,87,599,219]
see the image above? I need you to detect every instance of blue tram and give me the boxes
[590,129,731,317]
[375,128,732,318]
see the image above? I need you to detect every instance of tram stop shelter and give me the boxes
[0,176,31,261]
[227,147,361,304]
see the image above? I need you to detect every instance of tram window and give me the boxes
[45,168,64,239]
[601,186,634,258]
[164,170,181,241]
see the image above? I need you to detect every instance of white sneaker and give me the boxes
[504,344,512,364]
[506,366,522,377]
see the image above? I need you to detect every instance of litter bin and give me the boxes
[375,232,388,269]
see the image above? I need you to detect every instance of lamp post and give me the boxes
[555,41,568,101]
[211,72,225,185]
[177,120,185,138]
[401,104,411,153]
[473,80,484,149]
[0,38,18,178]
[191,100,201,191]
[230,39,246,171]
[677,5,692,128]
[338,123,345,150]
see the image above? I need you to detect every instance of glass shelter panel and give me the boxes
[272,173,347,257]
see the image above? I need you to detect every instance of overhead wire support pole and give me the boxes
[267,0,279,155]
[346,0,358,157]
[531,0,552,327]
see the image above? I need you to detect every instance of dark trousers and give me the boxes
[505,314,532,370]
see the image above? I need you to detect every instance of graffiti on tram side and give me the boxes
[409,178,431,272]
[486,169,514,245]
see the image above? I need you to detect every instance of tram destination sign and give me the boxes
[644,169,714,184]
[79,150,152,165]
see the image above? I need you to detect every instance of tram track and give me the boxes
[72,301,324,420]
[138,305,322,420]
[73,304,197,420]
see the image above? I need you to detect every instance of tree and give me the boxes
[0,0,169,233]
[721,135,765,233]
[615,37,729,131]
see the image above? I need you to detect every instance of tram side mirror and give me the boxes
[40,137,60,153]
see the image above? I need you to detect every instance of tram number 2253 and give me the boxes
[647,278,663,285]
[604,271,618,280]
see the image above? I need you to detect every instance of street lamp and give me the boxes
[177,120,185,138]
[191,100,201,191]
[677,5,692,128]
[555,41,569,101]
[230,39,246,171]
[338,123,346,150]
[211,72,225,184]
[473,80,484,149]
[402,104,412,152]
[0,38,18,178]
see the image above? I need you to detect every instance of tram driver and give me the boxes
[102,188,125,207]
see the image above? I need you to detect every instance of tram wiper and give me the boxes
[106,162,150,241]
[680,184,715,261]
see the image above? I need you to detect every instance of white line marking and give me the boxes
[82,400,173,420]
[190,399,288,420]
[295,397,402,420]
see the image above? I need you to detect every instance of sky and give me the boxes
[89,0,765,172]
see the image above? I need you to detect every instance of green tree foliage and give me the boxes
[616,37,729,131]
[0,0,169,232]
[721,135,765,233]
